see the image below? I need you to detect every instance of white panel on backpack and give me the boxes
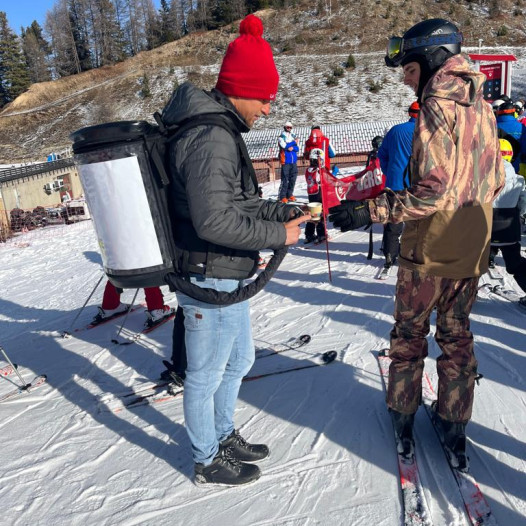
[78,156,163,270]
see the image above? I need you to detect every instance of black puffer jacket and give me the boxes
[162,82,292,280]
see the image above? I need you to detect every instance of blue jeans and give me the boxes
[278,163,298,199]
[176,276,255,465]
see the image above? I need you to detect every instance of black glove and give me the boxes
[328,200,372,232]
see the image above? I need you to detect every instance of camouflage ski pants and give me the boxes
[387,267,479,423]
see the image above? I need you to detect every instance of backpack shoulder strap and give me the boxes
[146,113,236,188]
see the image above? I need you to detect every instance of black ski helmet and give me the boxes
[497,101,516,115]
[371,136,383,150]
[385,19,462,70]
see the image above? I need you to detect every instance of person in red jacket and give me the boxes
[303,126,336,171]
[303,148,327,243]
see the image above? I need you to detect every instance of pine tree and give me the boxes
[45,1,86,77]
[21,21,52,83]
[92,0,127,66]
[169,0,187,38]
[159,0,175,44]
[67,0,93,72]
[0,12,31,107]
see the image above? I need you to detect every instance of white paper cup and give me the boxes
[307,202,322,221]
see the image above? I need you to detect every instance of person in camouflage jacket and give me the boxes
[369,53,504,279]
[329,19,505,463]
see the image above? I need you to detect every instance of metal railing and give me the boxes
[0,158,76,184]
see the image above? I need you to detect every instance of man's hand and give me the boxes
[328,200,372,231]
[284,214,309,245]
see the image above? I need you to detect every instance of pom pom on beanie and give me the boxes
[216,15,279,100]
[239,14,263,37]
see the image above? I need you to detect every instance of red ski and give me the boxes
[421,375,498,526]
[0,374,48,403]
[111,309,176,345]
[376,350,432,526]
[0,363,17,377]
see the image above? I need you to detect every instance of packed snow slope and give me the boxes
[0,181,525,526]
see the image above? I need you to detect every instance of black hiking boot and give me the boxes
[194,445,261,486]
[220,430,270,463]
[389,409,415,459]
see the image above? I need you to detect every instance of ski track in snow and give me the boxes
[0,182,525,525]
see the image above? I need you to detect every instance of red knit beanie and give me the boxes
[216,15,279,100]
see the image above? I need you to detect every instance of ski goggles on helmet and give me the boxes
[385,32,463,68]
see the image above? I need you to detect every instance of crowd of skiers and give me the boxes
[73,14,526,487]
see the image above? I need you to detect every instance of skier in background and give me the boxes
[489,139,526,306]
[376,101,419,271]
[329,18,505,470]
[495,100,526,173]
[278,121,299,203]
[303,125,336,171]
[303,148,327,244]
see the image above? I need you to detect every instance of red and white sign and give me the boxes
[468,54,516,101]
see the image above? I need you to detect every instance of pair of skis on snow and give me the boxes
[376,349,497,526]
[0,344,47,403]
[98,335,337,412]
[63,304,176,343]
[0,362,47,403]
[479,265,525,314]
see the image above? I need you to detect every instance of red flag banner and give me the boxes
[321,157,385,210]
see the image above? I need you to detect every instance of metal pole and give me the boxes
[61,273,105,337]
[112,289,140,343]
[0,345,29,391]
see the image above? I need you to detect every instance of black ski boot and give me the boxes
[389,409,415,459]
[160,360,185,387]
[438,417,469,472]
[194,445,261,486]
[488,253,496,269]
[220,430,269,462]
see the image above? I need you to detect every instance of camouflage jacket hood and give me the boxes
[422,54,485,107]
[369,54,505,279]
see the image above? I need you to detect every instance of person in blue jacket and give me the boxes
[376,101,419,269]
[496,101,526,173]
[278,121,299,202]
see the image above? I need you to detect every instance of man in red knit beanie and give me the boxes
[161,14,308,486]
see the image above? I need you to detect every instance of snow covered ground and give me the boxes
[0,179,525,526]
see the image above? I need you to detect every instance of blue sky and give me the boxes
[1,0,52,33]
[2,0,161,34]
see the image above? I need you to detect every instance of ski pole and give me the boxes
[0,345,29,391]
[62,273,105,337]
[111,289,140,344]
[243,351,337,381]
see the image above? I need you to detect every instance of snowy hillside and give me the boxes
[0,178,525,526]
[2,46,526,163]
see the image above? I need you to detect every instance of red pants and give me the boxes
[101,281,164,311]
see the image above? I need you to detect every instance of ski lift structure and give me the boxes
[468,53,517,102]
